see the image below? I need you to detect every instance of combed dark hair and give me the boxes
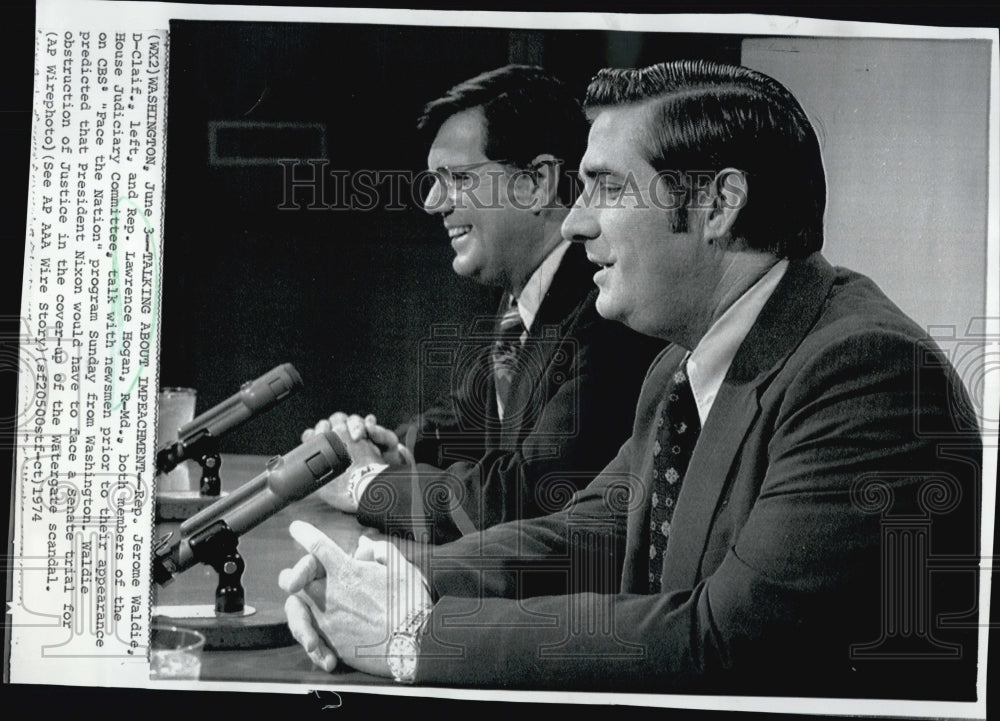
[584,60,826,258]
[418,65,588,206]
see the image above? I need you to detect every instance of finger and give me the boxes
[368,538,390,566]
[353,534,377,562]
[278,553,325,594]
[301,577,328,611]
[289,520,351,573]
[330,416,350,443]
[365,538,411,573]
[301,427,315,443]
[346,414,367,442]
[284,594,321,652]
[314,418,332,435]
[329,412,349,426]
[364,414,379,427]
[309,642,338,672]
[365,423,399,451]
[284,595,338,672]
[353,533,388,562]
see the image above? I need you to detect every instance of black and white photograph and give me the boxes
[154,13,994,703]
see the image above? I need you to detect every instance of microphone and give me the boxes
[153,430,349,585]
[156,363,304,474]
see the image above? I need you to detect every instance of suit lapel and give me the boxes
[662,253,838,588]
[466,312,503,448]
[500,244,595,445]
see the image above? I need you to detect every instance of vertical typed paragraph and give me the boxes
[10,29,167,680]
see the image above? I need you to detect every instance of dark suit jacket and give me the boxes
[411,253,982,699]
[357,243,665,543]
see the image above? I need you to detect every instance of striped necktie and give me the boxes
[492,296,526,420]
[648,361,701,593]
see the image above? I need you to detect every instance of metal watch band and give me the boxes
[387,603,434,684]
[345,463,384,506]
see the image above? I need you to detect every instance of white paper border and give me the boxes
[14,1,998,718]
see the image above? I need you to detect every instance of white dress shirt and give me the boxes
[514,239,571,332]
[686,259,789,426]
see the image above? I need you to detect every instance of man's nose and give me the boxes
[422,173,453,215]
[561,195,599,244]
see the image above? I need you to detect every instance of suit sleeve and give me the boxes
[400,438,637,603]
[411,329,982,695]
[357,299,663,543]
[392,393,474,467]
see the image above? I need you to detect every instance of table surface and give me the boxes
[153,454,388,685]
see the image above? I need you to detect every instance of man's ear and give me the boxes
[527,154,562,211]
[703,168,748,242]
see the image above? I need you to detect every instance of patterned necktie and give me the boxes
[648,361,701,593]
[492,296,527,420]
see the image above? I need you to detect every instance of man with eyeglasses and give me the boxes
[284,60,980,697]
[303,65,663,543]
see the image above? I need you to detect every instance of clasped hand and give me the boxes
[279,520,431,677]
[302,412,404,512]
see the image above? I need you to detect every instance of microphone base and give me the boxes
[153,604,295,650]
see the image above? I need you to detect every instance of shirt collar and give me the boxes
[513,240,571,331]
[686,259,789,426]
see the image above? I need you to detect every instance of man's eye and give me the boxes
[452,173,473,188]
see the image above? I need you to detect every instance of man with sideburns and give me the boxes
[283,60,981,698]
[304,65,663,543]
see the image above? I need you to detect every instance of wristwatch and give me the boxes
[345,463,387,507]
[387,604,433,684]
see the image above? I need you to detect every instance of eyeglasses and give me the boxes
[431,159,518,193]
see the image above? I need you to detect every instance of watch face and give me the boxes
[388,635,418,682]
